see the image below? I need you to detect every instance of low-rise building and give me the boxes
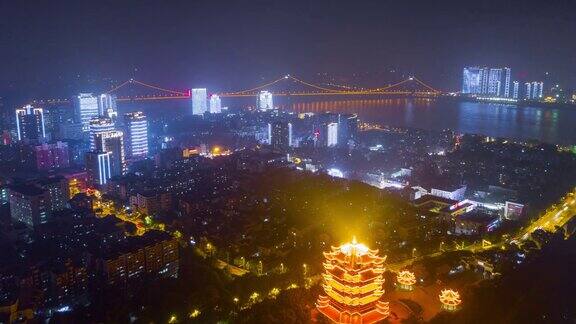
[96,231,179,287]
[454,212,500,236]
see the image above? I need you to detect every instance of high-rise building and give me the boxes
[338,114,358,147]
[85,151,112,186]
[123,112,148,160]
[327,122,338,147]
[525,82,532,100]
[462,67,482,94]
[95,130,126,177]
[463,66,511,98]
[31,141,70,171]
[538,82,544,98]
[480,68,489,94]
[512,81,519,99]
[209,94,222,114]
[89,117,115,150]
[487,68,503,96]
[9,184,50,228]
[258,91,274,110]
[531,81,543,99]
[532,82,539,99]
[98,94,118,119]
[191,88,207,115]
[44,103,75,139]
[59,123,85,141]
[269,121,292,150]
[74,93,99,131]
[16,104,46,141]
[503,67,511,98]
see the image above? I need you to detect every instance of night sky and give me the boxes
[1,0,575,100]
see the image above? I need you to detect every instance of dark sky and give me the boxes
[1,0,575,99]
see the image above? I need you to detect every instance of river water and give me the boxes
[120,97,576,145]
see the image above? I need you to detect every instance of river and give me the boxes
[119,97,576,145]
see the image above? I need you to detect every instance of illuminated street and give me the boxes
[2,1,576,323]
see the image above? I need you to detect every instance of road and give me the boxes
[516,190,576,241]
[388,188,576,272]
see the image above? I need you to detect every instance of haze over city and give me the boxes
[1,1,576,323]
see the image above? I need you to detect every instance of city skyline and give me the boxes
[1,2,576,323]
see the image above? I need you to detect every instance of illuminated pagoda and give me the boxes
[439,289,461,311]
[396,270,416,291]
[316,237,390,323]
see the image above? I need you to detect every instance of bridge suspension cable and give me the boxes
[225,76,288,95]
[286,75,348,93]
[106,79,188,96]
[105,80,132,94]
[412,77,440,93]
[105,74,441,101]
[130,79,188,96]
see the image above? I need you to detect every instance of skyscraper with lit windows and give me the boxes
[74,93,99,131]
[462,67,482,94]
[209,94,222,114]
[268,121,292,150]
[98,94,118,119]
[124,112,148,160]
[258,91,273,110]
[85,151,112,187]
[532,81,544,99]
[89,117,115,150]
[525,82,532,99]
[192,88,207,115]
[94,130,126,177]
[327,122,338,147]
[487,68,503,96]
[512,81,519,99]
[15,104,46,141]
[463,66,511,98]
[504,67,511,97]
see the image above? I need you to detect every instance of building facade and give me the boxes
[31,141,70,171]
[85,151,112,187]
[462,66,512,98]
[74,93,99,132]
[94,130,126,177]
[16,105,46,142]
[9,185,50,228]
[191,88,207,115]
[258,91,273,110]
[209,94,222,114]
[98,94,118,119]
[89,117,115,150]
[269,121,292,150]
[123,112,148,160]
[327,122,338,147]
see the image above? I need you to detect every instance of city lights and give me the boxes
[396,270,417,291]
[439,289,462,311]
[317,238,390,323]
[2,3,576,323]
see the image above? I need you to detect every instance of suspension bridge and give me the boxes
[106,75,441,101]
